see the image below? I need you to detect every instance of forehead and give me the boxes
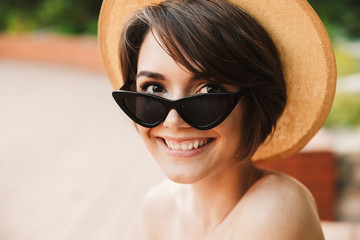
[137,31,173,70]
[137,31,195,80]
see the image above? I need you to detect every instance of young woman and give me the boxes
[99,0,336,239]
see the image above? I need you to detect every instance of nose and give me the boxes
[162,109,191,129]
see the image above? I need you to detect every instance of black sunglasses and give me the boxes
[112,88,247,130]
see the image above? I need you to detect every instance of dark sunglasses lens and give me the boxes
[181,95,230,127]
[123,94,166,125]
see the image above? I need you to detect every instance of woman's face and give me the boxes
[135,31,246,184]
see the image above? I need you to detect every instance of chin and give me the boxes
[163,164,225,185]
[161,167,207,185]
[166,176,197,184]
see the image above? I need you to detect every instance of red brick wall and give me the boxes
[0,34,104,72]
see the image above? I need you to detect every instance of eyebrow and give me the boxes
[136,71,165,80]
[136,70,206,82]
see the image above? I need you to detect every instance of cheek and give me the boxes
[226,103,244,133]
[136,125,160,157]
[137,125,152,146]
[218,105,245,155]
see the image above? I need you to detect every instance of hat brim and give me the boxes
[98,0,336,163]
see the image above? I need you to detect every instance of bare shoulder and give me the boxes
[233,170,324,240]
[140,179,181,239]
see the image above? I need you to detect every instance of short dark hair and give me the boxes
[119,0,287,159]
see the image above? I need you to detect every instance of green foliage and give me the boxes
[0,0,102,35]
[0,0,359,38]
[334,43,360,77]
[36,0,102,34]
[327,42,360,128]
[308,0,360,39]
[325,93,360,128]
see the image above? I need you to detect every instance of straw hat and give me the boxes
[98,0,336,163]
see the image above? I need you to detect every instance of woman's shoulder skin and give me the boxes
[140,171,324,240]
[229,170,324,240]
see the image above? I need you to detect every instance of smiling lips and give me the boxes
[163,138,212,150]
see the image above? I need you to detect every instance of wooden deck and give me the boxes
[0,60,164,240]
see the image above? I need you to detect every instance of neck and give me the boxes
[188,159,261,229]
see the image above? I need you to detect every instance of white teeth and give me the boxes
[164,139,209,150]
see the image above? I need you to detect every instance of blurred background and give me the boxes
[0,0,359,239]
